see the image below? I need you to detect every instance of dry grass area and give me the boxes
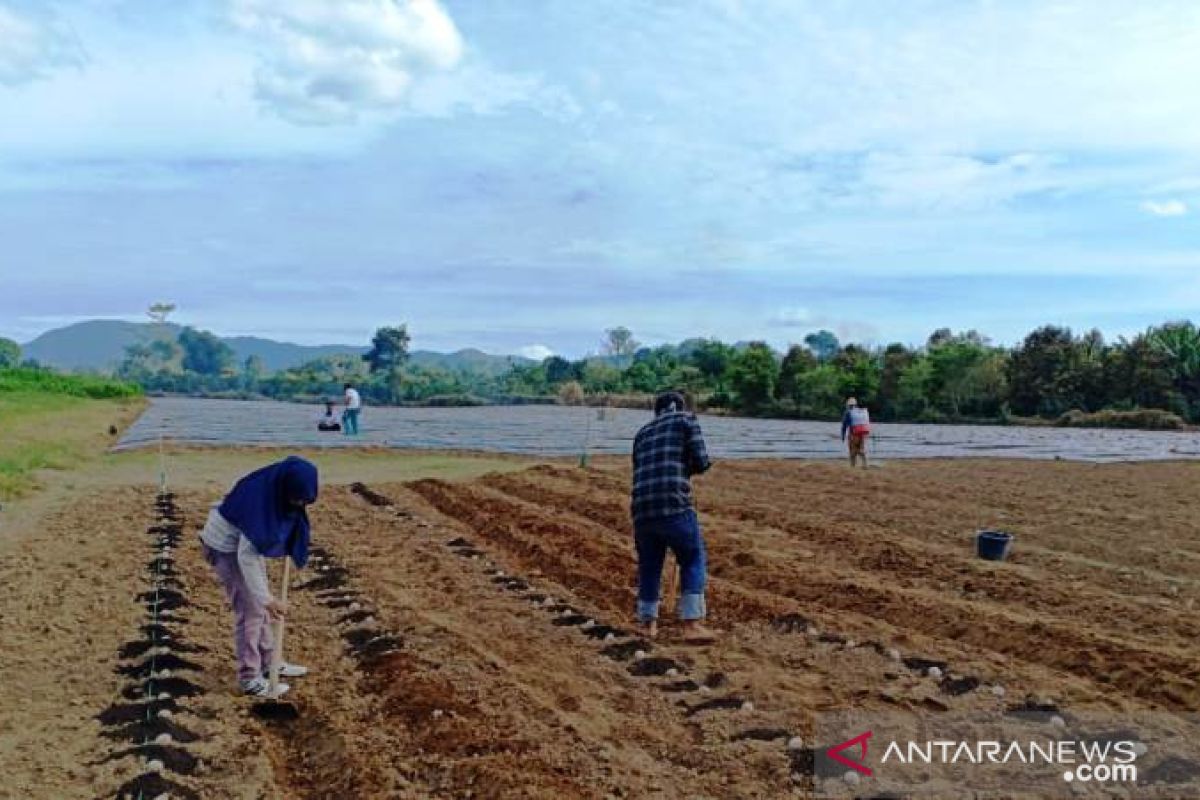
[3,449,1199,798]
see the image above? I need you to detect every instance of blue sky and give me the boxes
[2,0,1198,358]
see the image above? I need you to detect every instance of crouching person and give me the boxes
[630,391,716,644]
[199,456,318,698]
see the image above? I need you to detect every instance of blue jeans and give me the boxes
[634,510,707,621]
[342,408,360,435]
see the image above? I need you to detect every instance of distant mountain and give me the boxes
[23,320,179,371]
[408,348,526,376]
[221,335,366,372]
[22,320,531,375]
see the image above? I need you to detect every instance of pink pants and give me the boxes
[203,544,274,684]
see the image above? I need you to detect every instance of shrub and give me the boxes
[705,390,733,409]
[417,394,489,407]
[557,380,585,405]
[1054,408,1186,430]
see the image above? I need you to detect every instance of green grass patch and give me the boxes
[0,388,145,500]
[0,367,141,399]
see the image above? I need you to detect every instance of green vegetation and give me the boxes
[502,322,1200,427]
[95,317,1200,428]
[0,368,143,500]
[22,318,524,374]
[364,324,412,404]
[116,321,515,405]
[0,337,20,368]
[0,366,142,399]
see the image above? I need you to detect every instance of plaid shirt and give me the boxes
[630,411,712,524]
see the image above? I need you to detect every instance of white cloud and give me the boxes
[767,308,879,343]
[517,344,554,360]
[0,3,84,86]
[851,151,1065,210]
[0,2,560,163]
[405,62,578,121]
[230,0,464,125]
[1148,177,1200,195]
[586,1,1200,157]
[1141,199,1188,217]
[769,307,815,328]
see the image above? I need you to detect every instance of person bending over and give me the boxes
[630,391,716,644]
[199,456,317,698]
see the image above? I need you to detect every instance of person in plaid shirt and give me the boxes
[630,390,716,643]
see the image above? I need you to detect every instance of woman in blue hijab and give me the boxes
[199,456,318,698]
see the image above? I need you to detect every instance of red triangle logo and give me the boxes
[827,730,873,777]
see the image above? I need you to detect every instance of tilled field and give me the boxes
[3,458,1200,798]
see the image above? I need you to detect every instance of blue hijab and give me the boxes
[218,456,318,567]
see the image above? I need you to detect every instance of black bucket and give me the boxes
[976,530,1013,561]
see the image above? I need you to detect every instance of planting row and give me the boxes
[99,492,206,800]
[360,480,1133,790]
[295,545,404,663]
[350,484,821,786]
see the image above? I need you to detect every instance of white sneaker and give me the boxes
[265,662,309,679]
[242,677,290,698]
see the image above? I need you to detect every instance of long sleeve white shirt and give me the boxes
[199,506,272,603]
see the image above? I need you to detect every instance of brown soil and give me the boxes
[2,457,1199,798]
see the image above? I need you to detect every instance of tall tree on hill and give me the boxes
[365,324,411,403]
[147,302,176,324]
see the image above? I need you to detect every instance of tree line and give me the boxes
[498,323,1200,427]
[8,316,1200,428]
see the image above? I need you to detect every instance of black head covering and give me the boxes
[654,391,688,416]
